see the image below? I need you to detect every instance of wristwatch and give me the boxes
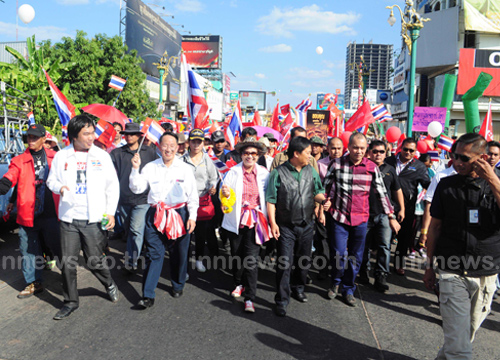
[388,213,396,220]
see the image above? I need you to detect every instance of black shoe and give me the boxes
[293,292,308,303]
[138,297,155,309]
[172,290,183,298]
[53,305,78,320]
[357,271,370,285]
[275,305,286,317]
[343,294,357,307]
[327,285,339,300]
[306,275,313,285]
[106,283,119,303]
[374,275,389,292]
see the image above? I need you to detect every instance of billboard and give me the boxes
[458,48,500,96]
[125,0,182,82]
[306,110,329,145]
[464,0,500,34]
[317,93,344,110]
[239,91,266,111]
[182,35,222,69]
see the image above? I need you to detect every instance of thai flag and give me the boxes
[183,55,209,128]
[95,119,116,148]
[371,104,393,123]
[296,97,312,113]
[141,117,165,146]
[43,68,75,144]
[208,149,231,174]
[295,110,306,128]
[109,75,127,91]
[226,100,243,148]
[27,112,35,125]
[428,150,440,162]
[437,134,454,152]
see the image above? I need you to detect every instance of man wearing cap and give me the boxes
[0,124,61,299]
[310,136,326,162]
[221,137,270,313]
[176,133,187,157]
[270,126,319,173]
[257,137,273,171]
[226,127,258,164]
[44,131,60,152]
[211,130,229,162]
[263,132,278,158]
[130,132,198,307]
[110,122,158,272]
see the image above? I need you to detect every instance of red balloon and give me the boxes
[417,140,429,153]
[340,131,352,149]
[386,127,401,143]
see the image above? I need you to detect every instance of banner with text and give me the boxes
[412,107,447,132]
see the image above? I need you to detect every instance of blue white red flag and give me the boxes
[95,119,116,148]
[226,100,243,148]
[208,149,231,175]
[141,117,165,146]
[428,150,440,162]
[371,104,393,123]
[43,68,75,143]
[183,55,209,128]
[437,134,454,152]
[295,110,306,128]
[109,75,127,91]
[27,111,35,125]
[296,97,312,113]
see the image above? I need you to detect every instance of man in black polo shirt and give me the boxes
[110,122,158,271]
[424,133,500,359]
[359,140,405,291]
[386,138,430,275]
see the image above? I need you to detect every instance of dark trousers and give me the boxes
[193,219,219,259]
[142,207,190,298]
[313,213,330,274]
[227,227,261,301]
[60,220,114,307]
[275,222,314,308]
[361,214,392,277]
[395,210,416,269]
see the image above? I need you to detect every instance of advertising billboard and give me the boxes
[317,93,344,110]
[458,48,500,96]
[239,91,266,111]
[182,35,222,69]
[306,110,329,145]
[125,0,182,82]
[464,0,500,34]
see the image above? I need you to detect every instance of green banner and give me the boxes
[464,0,500,33]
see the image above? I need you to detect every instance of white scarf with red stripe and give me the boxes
[154,202,187,240]
[239,202,271,245]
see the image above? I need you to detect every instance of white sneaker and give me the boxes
[231,285,245,298]
[195,260,206,273]
[244,300,255,313]
[408,251,416,260]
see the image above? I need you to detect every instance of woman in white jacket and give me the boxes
[221,137,270,313]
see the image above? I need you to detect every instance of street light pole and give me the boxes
[153,51,180,111]
[407,27,420,138]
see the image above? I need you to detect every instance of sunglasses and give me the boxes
[452,153,472,163]
[402,148,415,153]
[243,151,258,157]
[371,150,386,154]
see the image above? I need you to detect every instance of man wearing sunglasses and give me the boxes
[386,138,431,275]
[423,133,500,359]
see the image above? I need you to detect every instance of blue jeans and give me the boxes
[329,220,368,296]
[18,216,60,285]
[361,214,392,277]
[119,204,149,267]
[142,206,191,298]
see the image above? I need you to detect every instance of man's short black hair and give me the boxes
[68,114,95,142]
[241,127,257,139]
[159,132,178,144]
[419,153,431,163]
[161,122,174,133]
[369,139,386,150]
[112,122,123,131]
[487,140,500,152]
[290,126,306,139]
[456,133,486,154]
[287,136,311,158]
[401,138,417,148]
[328,137,342,147]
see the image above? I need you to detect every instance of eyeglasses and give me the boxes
[452,153,472,162]
[371,150,386,154]
[243,151,258,157]
[402,148,415,153]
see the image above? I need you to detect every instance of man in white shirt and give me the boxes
[47,114,120,320]
[130,132,198,308]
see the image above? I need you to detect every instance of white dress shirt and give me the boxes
[423,165,457,203]
[129,157,199,220]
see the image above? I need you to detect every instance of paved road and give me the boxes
[0,227,499,360]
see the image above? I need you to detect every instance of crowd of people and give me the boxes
[1,114,500,359]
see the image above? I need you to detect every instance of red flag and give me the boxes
[253,110,262,126]
[271,102,281,131]
[95,119,117,148]
[479,100,494,141]
[345,100,375,132]
[280,104,290,115]
[395,133,407,154]
[280,113,294,137]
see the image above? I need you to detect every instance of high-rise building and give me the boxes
[344,42,393,109]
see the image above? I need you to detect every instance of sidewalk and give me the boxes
[0,228,498,360]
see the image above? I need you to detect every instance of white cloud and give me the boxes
[291,79,344,90]
[323,60,346,69]
[95,0,120,4]
[255,73,266,79]
[231,78,259,90]
[230,0,238,8]
[256,5,361,38]
[56,0,89,5]
[173,0,204,12]
[258,44,292,53]
[289,67,333,79]
[0,22,72,42]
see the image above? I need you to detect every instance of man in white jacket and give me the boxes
[47,114,120,320]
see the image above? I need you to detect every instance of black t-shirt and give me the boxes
[31,149,56,219]
[369,163,401,216]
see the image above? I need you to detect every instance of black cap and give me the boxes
[263,132,277,142]
[211,130,225,143]
[26,124,46,138]
[121,122,142,134]
[189,129,205,141]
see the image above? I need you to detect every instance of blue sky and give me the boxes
[0,0,405,108]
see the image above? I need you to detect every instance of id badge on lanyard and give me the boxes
[468,207,479,226]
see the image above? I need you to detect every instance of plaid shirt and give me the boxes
[323,155,393,226]
[242,166,260,207]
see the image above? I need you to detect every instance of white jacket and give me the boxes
[221,163,269,235]
[47,144,120,223]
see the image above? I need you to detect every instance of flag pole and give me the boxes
[112,76,129,108]
[136,133,147,154]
